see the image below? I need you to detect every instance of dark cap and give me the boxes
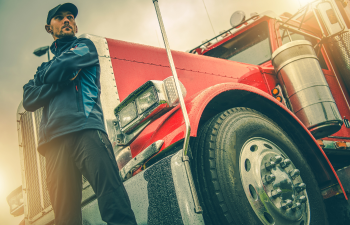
[47,3,78,25]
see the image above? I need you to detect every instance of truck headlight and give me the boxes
[115,77,186,135]
[119,102,138,128]
[6,186,24,216]
[136,86,158,114]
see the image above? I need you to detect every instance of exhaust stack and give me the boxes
[272,40,343,139]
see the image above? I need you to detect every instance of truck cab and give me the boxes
[8,0,350,224]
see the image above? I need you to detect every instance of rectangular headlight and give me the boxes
[119,102,137,128]
[114,77,187,137]
[136,86,158,114]
[6,186,24,216]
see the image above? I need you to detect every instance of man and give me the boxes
[23,3,137,225]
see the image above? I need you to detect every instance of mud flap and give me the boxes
[337,166,350,204]
[81,150,204,225]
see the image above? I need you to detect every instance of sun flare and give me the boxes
[298,0,314,7]
[0,172,4,197]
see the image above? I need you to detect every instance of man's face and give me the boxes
[45,10,77,40]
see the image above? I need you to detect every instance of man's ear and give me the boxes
[45,25,52,34]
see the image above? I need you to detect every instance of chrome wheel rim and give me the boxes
[239,137,310,225]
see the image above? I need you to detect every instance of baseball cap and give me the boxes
[47,3,78,25]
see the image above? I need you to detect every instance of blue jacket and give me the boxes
[23,36,106,154]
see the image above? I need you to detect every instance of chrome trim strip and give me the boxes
[16,102,29,220]
[31,112,45,211]
[78,34,121,148]
[120,140,164,181]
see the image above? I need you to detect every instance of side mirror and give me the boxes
[315,1,345,36]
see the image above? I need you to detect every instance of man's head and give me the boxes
[45,3,78,40]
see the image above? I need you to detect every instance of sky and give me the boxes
[0,0,304,224]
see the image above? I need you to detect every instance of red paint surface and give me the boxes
[106,38,266,103]
[104,13,350,199]
[132,81,347,200]
[106,38,267,154]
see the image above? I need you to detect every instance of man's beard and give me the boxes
[55,27,75,39]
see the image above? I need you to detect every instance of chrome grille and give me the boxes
[332,32,350,70]
[329,32,350,82]
[33,109,51,209]
[19,108,91,220]
[33,109,42,136]
[21,112,42,219]
[39,154,51,208]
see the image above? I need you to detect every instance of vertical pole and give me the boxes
[286,29,293,42]
[152,0,202,213]
[152,0,191,156]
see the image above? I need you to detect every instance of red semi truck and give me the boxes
[7,0,350,224]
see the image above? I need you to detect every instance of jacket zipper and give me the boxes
[75,81,80,112]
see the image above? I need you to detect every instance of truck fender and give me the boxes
[141,82,347,199]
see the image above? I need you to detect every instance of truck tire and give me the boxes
[191,107,328,225]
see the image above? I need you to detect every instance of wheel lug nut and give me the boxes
[289,169,300,179]
[291,202,301,211]
[266,174,276,184]
[295,183,306,192]
[280,159,291,168]
[265,161,276,170]
[281,199,293,210]
[271,155,283,164]
[298,195,307,203]
[271,188,282,198]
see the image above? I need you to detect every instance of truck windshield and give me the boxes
[203,21,272,65]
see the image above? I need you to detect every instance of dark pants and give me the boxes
[44,129,137,225]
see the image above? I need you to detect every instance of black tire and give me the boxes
[191,107,328,225]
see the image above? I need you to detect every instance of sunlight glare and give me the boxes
[298,0,314,7]
[0,172,4,197]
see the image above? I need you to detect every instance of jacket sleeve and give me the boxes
[40,39,99,84]
[23,74,68,112]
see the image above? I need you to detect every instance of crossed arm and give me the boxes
[23,39,99,112]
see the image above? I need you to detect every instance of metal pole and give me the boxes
[152,0,202,213]
[152,0,191,156]
[286,29,293,42]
